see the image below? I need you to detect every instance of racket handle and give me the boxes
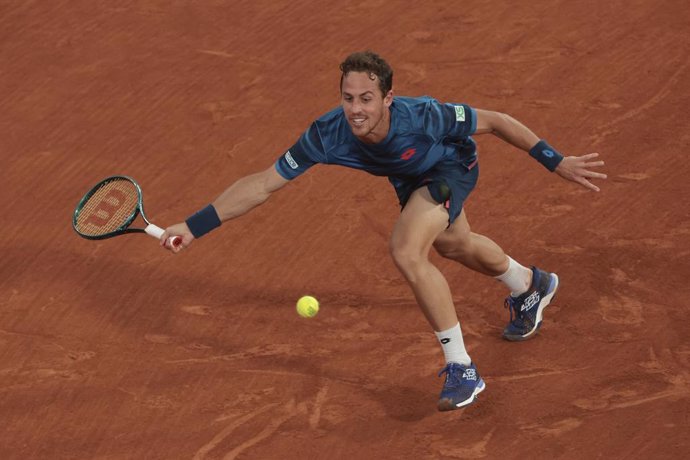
[145,224,183,248]
[167,235,183,248]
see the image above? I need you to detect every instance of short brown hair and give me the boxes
[339,51,393,96]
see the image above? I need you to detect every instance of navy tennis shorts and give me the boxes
[391,154,479,225]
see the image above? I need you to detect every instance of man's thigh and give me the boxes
[391,187,450,252]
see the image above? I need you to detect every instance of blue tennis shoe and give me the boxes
[503,267,559,341]
[437,362,486,411]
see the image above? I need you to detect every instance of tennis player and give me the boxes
[162,51,606,411]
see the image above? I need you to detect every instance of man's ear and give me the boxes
[384,89,394,107]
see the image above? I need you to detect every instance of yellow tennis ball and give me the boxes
[296,295,319,318]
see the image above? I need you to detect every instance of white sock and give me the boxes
[495,256,532,296]
[435,323,471,366]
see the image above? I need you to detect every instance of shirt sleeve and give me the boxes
[274,122,327,180]
[424,100,477,139]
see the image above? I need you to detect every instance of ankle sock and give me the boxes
[495,256,532,296]
[435,323,471,366]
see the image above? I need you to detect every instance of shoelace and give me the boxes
[438,363,466,383]
[504,297,525,326]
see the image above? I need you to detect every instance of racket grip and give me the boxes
[145,224,182,248]
[145,224,165,239]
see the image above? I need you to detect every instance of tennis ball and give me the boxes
[296,295,319,318]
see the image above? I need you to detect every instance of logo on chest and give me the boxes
[400,148,417,160]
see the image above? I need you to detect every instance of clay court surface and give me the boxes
[2,1,689,458]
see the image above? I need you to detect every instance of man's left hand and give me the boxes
[555,152,607,192]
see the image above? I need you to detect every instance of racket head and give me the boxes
[72,175,144,240]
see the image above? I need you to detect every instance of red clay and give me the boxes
[1,1,688,459]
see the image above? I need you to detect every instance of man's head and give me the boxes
[339,51,393,96]
[339,51,394,143]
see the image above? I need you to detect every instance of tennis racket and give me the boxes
[72,175,181,249]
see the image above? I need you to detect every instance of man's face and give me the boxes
[341,71,393,144]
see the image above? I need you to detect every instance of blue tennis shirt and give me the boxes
[275,96,478,182]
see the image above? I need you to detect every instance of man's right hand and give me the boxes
[160,223,195,253]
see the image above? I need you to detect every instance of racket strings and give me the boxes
[75,180,139,236]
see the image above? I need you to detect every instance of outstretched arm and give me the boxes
[212,165,290,221]
[474,109,607,191]
[161,165,290,251]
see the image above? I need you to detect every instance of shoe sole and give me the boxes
[437,379,486,412]
[503,274,559,342]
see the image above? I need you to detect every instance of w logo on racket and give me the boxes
[84,188,128,226]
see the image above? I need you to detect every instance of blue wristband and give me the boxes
[185,204,221,238]
[529,140,564,172]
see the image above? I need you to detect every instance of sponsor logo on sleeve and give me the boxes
[285,150,298,169]
[454,105,466,122]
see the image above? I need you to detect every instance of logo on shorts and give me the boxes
[285,150,298,169]
[454,105,466,122]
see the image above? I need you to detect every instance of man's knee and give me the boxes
[389,240,424,274]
